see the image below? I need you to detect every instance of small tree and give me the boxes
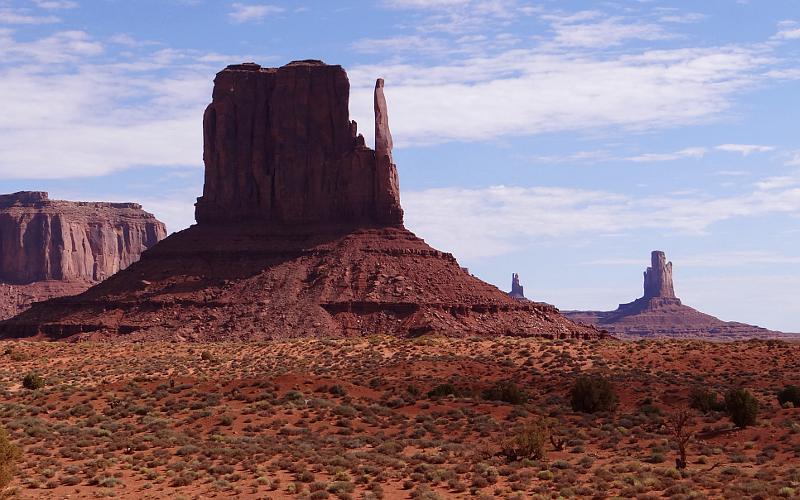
[668,407,694,469]
[570,375,617,413]
[0,427,20,492]
[725,388,758,428]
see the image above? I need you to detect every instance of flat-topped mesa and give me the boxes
[195,60,403,228]
[642,250,676,299]
[0,193,166,285]
[0,191,49,207]
[509,273,526,300]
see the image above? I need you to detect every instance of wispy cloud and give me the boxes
[715,143,774,155]
[227,2,284,24]
[626,147,707,162]
[32,0,78,9]
[403,179,800,259]
[774,21,800,40]
[0,7,60,24]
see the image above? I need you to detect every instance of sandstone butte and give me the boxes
[564,250,793,340]
[0,60,600,341]
[0,191,166,320]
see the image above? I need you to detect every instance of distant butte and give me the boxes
[508,273,526,300]
[0,61,600,341]
[564,250,794,340]
[0,191,166,320]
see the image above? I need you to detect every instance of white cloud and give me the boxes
[32,0,78,9]
[0,7,59,24]
[348,44,773,147]
[402,180,800,260]
[715,143,774,155]
[228,3,284,24]
[545,15,671,48]
[627,147,707,162]
[0,30,220,179]
[773,20,800,40]
[586,251,800,268]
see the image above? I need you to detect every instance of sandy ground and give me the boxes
[0,336,798,499]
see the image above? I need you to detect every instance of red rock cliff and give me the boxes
[196,61,403,227]
[0,191,166,284]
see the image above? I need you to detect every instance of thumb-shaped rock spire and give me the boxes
[373,78,403,224]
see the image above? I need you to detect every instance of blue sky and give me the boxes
[1,0,799,331]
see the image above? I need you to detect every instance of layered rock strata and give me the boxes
[564,251,792,340]
[0,191,166,319]
[0,61,599,341]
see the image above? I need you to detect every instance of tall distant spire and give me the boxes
[642,251,675,299]
[509,273,525,299]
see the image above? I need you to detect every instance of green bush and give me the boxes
[427,384,460,399]
[22,372,45,390]
[689,387,724,413]
[778,385,800,407]
[725,388,758,428]
[482,382,528,404]
[0,427,21,491]
[570,375,617,413]
[501,418,548,461]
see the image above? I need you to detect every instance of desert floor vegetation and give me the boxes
[0,336,797,499]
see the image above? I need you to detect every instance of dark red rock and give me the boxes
[0,61,599,341]
[508,273,525,300]
[195,61,402,227]
[564,250,793,340]
[0,191,166,319]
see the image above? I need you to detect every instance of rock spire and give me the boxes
[642,250,675,299]
[509,273,525,299]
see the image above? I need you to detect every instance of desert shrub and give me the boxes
[501,418,548,461]
[778,385,800,407]
[570,375,617,413]
[725,388,758,428]
[427,384,459,399]
[22,372,45,390]
[482,382,528,404]
[689,387,724,412]
[0,427,21,491]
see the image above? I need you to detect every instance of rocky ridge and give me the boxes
[0,61,599,341]
[0,191,166,319]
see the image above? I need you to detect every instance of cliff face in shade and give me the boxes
[196,61,403,227]
[0,61,600,342]
[564,250,794,340]
[0,191,166,320]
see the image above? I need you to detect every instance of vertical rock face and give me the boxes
[0,192,166,284]
[196,61,403,227]
[0,191,166,319]
[642,250,675,299]
[509,273,525,299]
